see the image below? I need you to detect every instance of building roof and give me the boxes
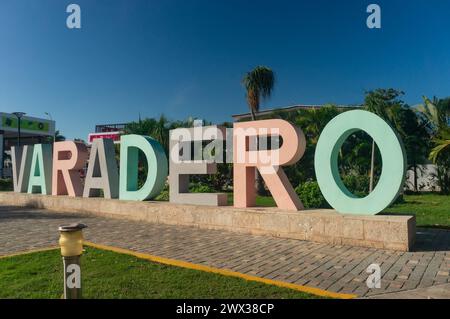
[95,123,128,133]
[0,112,55,137]
[231,104,361,121]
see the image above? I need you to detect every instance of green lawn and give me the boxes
[0,247,320,299]
[228,193,450,228]
[226,193,277,207]
[382,194,450,228]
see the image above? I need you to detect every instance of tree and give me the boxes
[418,97,450,163]
[276,105,341,186]
[364,89,404,192]
[242,66,275,195]
[124,115,231,191]
[339,130,375,177]
[417,96,450,194]
[393,106,430,192]
[294,106,340,144]
[45,130,66,143]
[124,115,171,153]
[242,66,275,121]
[124,115,172,187]
[55,130,66,142]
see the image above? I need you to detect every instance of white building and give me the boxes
[0,112,55,178]
[405,164,441,192]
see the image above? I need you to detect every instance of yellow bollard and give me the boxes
[58,223,87,299]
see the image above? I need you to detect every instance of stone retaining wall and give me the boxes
[0,192,416,251]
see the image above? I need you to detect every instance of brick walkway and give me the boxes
[0,206,449,297]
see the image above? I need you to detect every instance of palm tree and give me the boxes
[430,138,450,163]
[242,66,275,121]
[393,106,430,192]
[417,96,450,163]
[125,115,171,153]
[417,96,450,194]
[55,130,66,142]
[242,66,275,196]
[153,115,170,152]
[295,105,340,144]
[45,130,65,143]
[364,89,404,192]
[417,97,441,129]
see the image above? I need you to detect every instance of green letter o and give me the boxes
[314,110,406,215]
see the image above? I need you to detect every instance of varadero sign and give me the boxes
[11,110,406,215]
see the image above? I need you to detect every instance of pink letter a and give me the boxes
[52,141,88,197]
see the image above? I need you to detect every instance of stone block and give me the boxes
[259,213,290,232]
[233,212,261,229]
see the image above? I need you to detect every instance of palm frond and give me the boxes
[429,138,450,163]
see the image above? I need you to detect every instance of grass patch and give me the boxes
[227,193,276,207]
[0,247,321,299]
[382,193,450,228]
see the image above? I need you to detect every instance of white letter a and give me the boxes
[366,4,381,29]
[66,4,81,29]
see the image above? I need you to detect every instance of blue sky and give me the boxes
[1,0,450,139]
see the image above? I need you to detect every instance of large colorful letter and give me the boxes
[233,119,306,210]
[119,134,168,201]
[169,125,227,206]
[11,145,33,193]
[314,110,406,215]
[52,141,88,197]
[28,144,53,195]
[83,138,119,199]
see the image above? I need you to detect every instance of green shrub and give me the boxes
[342,175,370,197]
[393,194,405,204]
[154,182,216,201]
[295,181,329,209]
[0,179,13,191]
[154,183,169,201]
[189,182,215,193]
[295,177,404,209]
[341,174,401,200]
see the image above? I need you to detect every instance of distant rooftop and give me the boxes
[95,123,128,133]
[231,104,362,121]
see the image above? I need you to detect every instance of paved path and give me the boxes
[366,283,450,299]
[0,206,449,298]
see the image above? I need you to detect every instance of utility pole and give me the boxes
[12,112,26,148]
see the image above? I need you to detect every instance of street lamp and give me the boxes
[12,112,26,148]
[58,223,87,299]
